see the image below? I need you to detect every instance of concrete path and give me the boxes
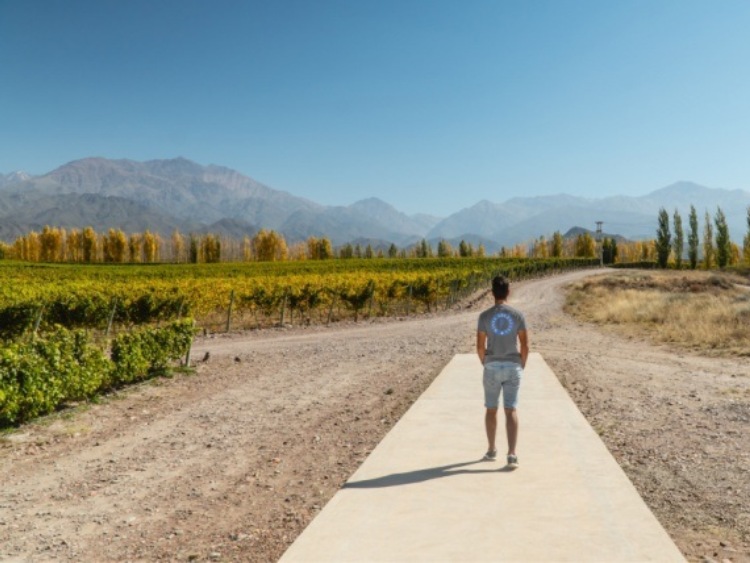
[280,353,686,562]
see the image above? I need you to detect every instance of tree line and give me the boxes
[0,225,624,264]
[6,218,730,266]
[655,205,750,269]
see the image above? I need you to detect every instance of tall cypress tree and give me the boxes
[703,211,715,269]
[551,231,563,258]
[656,207,671,268]
[714,207,731,268]
[688,205,699,269]
[673,209,684,269]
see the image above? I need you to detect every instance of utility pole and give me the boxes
[595,221,604,267]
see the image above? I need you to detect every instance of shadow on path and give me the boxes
[342,459,515,489]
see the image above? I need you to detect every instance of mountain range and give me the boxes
[2,157,749,251]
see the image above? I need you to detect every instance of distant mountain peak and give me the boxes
[351,196,392,208]
[0,170,31,185]
[3,159,749,248]
[648,181,711,197]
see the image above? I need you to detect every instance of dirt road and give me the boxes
[1,269,748,562]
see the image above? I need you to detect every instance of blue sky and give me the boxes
[2,0,750,217]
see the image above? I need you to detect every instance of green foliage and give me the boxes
[437,239,452,258]
[602,238,618,265]
[189,236,199,263]
[0,257,599,334]
[337,280,375,321]
[458,240,473,257]
[309,237,333,260]
[414,239,433,258]
[0,291,187,339]
[703,211,715,269]
[655,207,671,268]
[574,233,595,258]
[551,231,563,258]
[0,328,110,425]
[688,205,699,270]
[286,284,323,320]
[110,320,195,384]
[200,234,222,263]
[0,321,194,427]
[714,207,731,268]
[611,261,658,270]
[339,243,354,259]
[673,209,684,269]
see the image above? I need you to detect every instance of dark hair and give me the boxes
[491,275,510,300]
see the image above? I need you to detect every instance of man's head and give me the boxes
[491,275,510,300]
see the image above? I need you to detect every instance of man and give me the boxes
[476,275,529,469]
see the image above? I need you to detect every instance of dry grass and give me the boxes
[565,270,750,356]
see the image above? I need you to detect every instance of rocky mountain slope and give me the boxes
[2,158,748,247]
[0,158,433,245]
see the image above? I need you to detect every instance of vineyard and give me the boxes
[0,257,597,335]
[0,257,597,427]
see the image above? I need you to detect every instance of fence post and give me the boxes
[327,294,337,325]
[406,285,412,316]
[279,288,289,326]
[226,289,235,332]
[32,306,44,339]
[185,319,196,367]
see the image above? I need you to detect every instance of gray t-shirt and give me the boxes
[477,304,527,364]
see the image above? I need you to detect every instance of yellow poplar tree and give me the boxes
[102,228,127,262]
[82,227,98,263]
[242,235,253,261]
[66,229,82,262]
[288,241,307,261]
[11,237,23,260]
[574,233,595,258]
[532,236,549,258]
[200,234,221,263]
[171,229,185,263]
[142,230,160,263]
[551,231,564,258]
[40,226,64,262]
[253,229,288,261]
[128,233,142,263]
[26,231,41,262]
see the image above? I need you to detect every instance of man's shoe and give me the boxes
[506,454,519,469]
[483,450,497,461]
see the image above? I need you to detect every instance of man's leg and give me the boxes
[485,408,498,453]
[504,408,518,455]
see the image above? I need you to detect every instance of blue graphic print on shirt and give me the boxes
[490,311,515,336]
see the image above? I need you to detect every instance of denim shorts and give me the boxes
[483,361,523,409]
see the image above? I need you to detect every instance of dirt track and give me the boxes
[1,269,748,562]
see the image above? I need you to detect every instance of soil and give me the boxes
[1,269,748,562]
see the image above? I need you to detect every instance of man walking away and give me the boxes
[476,275,529,469]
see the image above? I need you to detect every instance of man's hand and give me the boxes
[518,329,529,369]
[476,331,487,364]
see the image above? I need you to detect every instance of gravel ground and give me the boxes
[1,269,748,562]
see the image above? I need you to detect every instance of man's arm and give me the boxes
[518,329,529,369]
[476,331,487,364]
